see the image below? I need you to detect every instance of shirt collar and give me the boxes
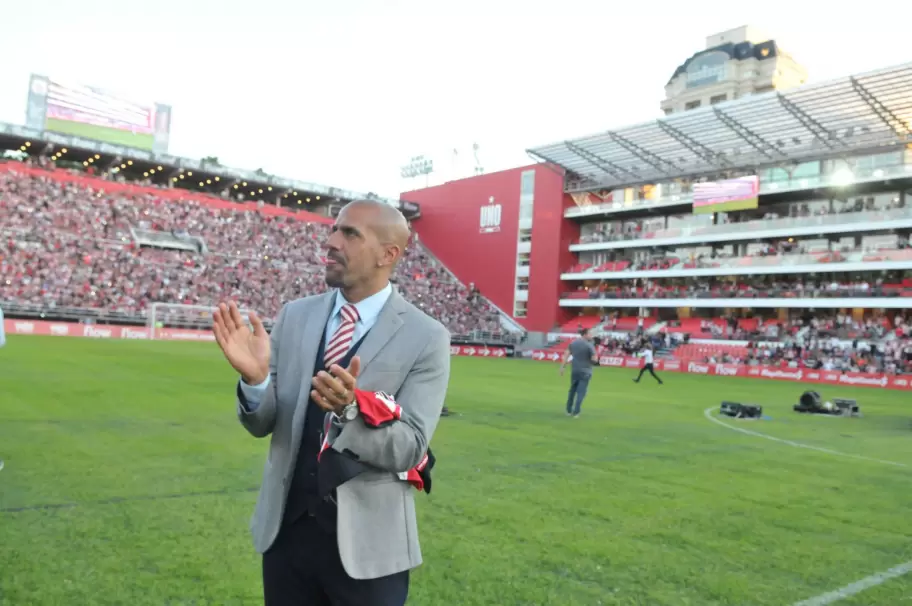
[333,282,393,325]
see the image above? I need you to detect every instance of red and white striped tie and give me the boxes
[324,303,359,368]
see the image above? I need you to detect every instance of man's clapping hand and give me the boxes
[312,357,361,415]
[212,301,270,385]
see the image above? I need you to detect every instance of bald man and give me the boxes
[213,200,451,606]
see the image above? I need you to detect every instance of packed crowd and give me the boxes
[569,277,912,302]
[570,240,912,276]
[695,313,912,375]
[0,168,503,335]
[568,308,912,374]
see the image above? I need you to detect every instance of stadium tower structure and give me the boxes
[401,32,912,343]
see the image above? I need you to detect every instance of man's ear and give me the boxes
[382,244,402,268]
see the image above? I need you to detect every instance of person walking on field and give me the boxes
[633,343,664,385]
[559,328,598,417]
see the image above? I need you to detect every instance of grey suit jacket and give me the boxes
[236,288,451,580]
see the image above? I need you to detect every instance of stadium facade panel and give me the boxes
[402,164,577,332]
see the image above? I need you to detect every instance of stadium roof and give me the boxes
[527,62,912,193]
[0,121,419,217]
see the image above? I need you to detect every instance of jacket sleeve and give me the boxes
[328,322,450,473]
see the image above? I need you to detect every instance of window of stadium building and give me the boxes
[761,161,820,184]
[520,170,535,196]
[824,151,903,176]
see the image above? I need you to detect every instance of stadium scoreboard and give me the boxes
[691,175,760,215]
[25,74,172,153]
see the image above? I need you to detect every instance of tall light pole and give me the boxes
[400,155,434,188]
[472,142,484,175]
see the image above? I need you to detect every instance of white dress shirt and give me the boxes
[239,283,393,411]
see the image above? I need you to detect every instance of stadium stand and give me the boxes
[0,162,510,338]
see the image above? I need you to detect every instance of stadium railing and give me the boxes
[578,206,912,245]
[564,248,912,275]
[563,285,912,300]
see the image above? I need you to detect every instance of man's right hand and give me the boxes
[212,301,270,385]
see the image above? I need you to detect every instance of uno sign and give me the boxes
[7,320,909,391]
[479,197,502,234]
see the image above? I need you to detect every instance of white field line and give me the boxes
[703,407,911,605]
[790,561,912,606]
[702,407,907,468]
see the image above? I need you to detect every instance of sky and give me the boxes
[0,0,910,199]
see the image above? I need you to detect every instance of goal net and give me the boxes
[146,302,257,341]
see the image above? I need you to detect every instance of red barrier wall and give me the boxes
[518,350,910,391]
[7,320,909,391]
[3,319,213,341]
[527,181,579,332]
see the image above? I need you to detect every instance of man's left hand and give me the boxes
[312,356,361,414]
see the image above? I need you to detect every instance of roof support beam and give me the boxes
[849,76,911,138]
[564,141,639,181]
[656,120,730,168]
[606,131,678,174]
[776,93,842,150]
[712,108,781,159]
[525,151,568,178]
[527,150,590,182]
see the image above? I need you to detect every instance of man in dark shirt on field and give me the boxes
[559,328,598,417]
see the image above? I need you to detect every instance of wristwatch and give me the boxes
[339,402,359,423]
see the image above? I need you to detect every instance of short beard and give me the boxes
[324,269,345,289]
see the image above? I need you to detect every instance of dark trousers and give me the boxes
[262,515,410,606]
[635,363,663,384]
[566,371,591,415]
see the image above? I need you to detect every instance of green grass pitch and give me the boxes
[1,335,911,605]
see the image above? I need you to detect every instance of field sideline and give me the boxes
[1,335,911,605]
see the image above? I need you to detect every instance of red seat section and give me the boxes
[560,316,601,332]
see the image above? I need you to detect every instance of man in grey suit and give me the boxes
[212,200,451,606]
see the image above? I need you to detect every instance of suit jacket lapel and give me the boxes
[294,291,336,420]
[356,289,406,370]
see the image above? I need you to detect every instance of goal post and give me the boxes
[146,302,256,340]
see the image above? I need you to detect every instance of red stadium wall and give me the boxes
[404,165,576,332]
[527,180,579,331]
